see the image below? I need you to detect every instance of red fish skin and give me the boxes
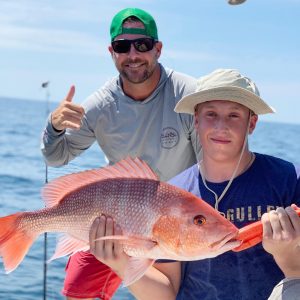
[23,178,237,257]
[0,157,239,275]
[17,178,163,243]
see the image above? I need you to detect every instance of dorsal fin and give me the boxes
[42,157,158,208]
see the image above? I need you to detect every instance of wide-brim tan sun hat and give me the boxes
[175,68,276,115]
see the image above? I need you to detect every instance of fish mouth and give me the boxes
[210,231,241,252]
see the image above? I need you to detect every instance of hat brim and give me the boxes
[175,86,275,115]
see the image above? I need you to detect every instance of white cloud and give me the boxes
[0,0,155,26]
[0,23,107,55]
[0,0,114,55]
[0,0,103,24]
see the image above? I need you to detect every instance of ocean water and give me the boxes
[0,97,299,300]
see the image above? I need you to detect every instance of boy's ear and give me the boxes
[249,114,258,134]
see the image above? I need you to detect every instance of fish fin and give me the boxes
[111,157,158,181]
[42,157,158,208]
[0,213,37,273]
[123,257,155,287]
[49,234,89,261]
[96,235,157,250]
[95,235,130,241]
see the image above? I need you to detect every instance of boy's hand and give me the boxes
[262,205,300,277]
[89,215,130,279]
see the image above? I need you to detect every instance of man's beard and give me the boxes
[120,60,156,84]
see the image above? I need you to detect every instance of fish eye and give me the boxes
[193,215,206,226]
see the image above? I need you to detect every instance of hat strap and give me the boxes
[119,28,148,36]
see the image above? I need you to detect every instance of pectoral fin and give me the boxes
[49,234,89,261]
[95,235,158,286]
[123,257,155,287]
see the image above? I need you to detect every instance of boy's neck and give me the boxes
[200,150,254,183]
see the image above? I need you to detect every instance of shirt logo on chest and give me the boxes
[160,127,179,149]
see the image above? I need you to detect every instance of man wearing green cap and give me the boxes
[41,7,200,300]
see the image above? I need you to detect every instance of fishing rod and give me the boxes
[41,81,50,300]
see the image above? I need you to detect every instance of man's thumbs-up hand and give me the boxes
[51,85,85,131]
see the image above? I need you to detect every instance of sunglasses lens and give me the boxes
[112,38,155,53]
[112,40,131,53]
[133,38,155,52]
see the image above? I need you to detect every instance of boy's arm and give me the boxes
[89,216,181,300]
[129,262,181,300]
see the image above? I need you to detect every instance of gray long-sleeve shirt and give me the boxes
[41,65,200,181]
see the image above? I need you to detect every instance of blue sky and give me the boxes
[0,0,299,124]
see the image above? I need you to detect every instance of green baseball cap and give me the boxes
[110,8,158,41]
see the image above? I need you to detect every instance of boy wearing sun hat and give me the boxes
[88,68,300,300]
[168,68,300,299]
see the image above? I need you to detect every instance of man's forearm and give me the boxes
[41,117,70,166]
[40,115,94,166]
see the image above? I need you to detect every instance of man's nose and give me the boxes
[127,43,140,58]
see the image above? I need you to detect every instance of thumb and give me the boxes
[65,85,75,102]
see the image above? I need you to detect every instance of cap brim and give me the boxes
[174,86,275,115]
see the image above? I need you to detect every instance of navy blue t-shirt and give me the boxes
[168,153,300,300]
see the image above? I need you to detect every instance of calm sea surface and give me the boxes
[0,97,299,300]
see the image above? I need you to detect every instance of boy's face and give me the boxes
[194,100,258,162]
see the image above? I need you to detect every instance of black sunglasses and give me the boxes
[111,38,156,54]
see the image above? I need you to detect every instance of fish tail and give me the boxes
[0,213,36,273]
[233,208,300,252]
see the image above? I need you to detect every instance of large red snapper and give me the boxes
[0,157,240,285]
